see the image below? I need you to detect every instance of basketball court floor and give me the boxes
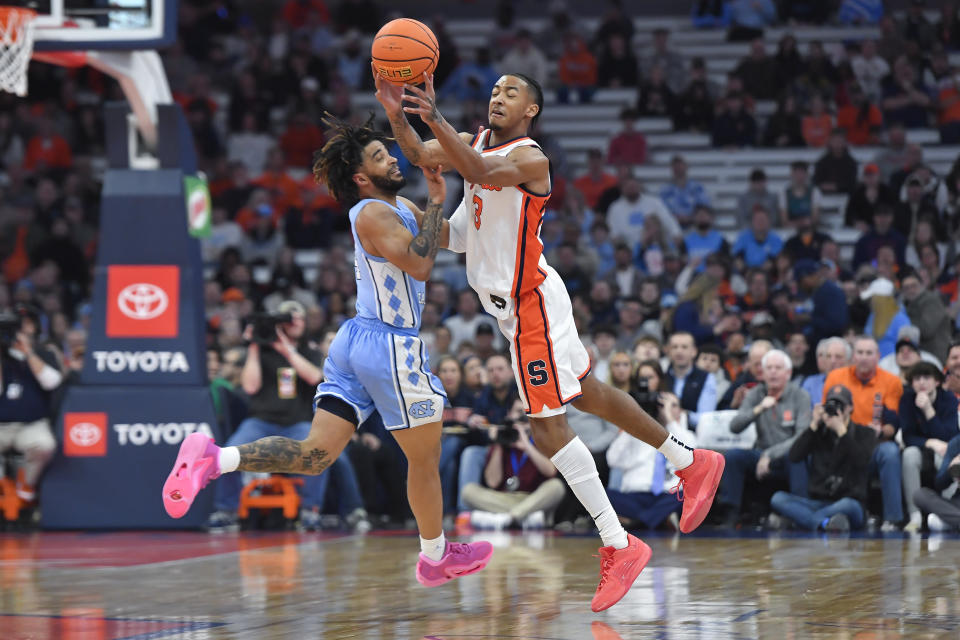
[1,529,958,639]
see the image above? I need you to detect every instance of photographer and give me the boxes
[461,399,565,529]
[606,391,696,530]
[0,306,61,501]
[770,385,877,531]
[208,300,368,532]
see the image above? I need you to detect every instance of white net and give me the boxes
[0,8,35,97]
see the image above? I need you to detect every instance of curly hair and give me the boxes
[312,112,391,205]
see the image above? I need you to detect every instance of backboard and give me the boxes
[8,0,176,51]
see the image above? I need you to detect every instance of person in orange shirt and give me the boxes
[936,67,960,144]
[234,190,278,232]
[837,84,883,145]
[802,93,834,148]
[278,112,325,169]
[573,149,618,210]
[254,148,303,213]
[558,34,597,104]
[23,119,72,172]
[822,335,905,529]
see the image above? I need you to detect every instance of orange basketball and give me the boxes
[371,18,439,86]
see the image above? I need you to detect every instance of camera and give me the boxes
[0,311,21,349]
[631,377,661,417]
[495,419,520,446]
[823,397,845,418]
[246,311,293,345]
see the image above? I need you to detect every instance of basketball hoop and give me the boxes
[0,7,37,96]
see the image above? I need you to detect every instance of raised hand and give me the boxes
[373,62,405,115]
[402,72,440,123]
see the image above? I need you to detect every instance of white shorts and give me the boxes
[496,265,591,418]
[0,419,56,453]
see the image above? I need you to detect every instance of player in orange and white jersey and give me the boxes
[375,67,725,612]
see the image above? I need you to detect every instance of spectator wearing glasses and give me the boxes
[718,349,811,527]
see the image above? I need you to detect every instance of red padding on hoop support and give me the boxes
[32,50,87,68]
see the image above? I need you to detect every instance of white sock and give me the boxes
[658,433,694,470]
[218,446,240,474]
[420,532,446,562]
[551,437,628,550]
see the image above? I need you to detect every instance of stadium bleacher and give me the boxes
[319,14,955,275]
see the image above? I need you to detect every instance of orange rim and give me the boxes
[0,6,35,44]
[0,7,37,21]
[32,50,87,68]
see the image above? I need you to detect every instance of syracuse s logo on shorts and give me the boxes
[106,265,180,337]
[63,412,108,457]
[408,400,435,420]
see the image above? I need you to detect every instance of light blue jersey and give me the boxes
[352,198,425,330]
[315,197,445,430]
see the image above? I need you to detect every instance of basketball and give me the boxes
[371,18,439,86]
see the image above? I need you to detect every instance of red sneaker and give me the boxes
[672,448,725,533]
[590,533,651,613]
[591,621,625,640]
[162,433,221,518]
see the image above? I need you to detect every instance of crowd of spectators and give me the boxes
[3,1,960,534]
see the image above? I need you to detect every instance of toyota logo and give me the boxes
[69,422,102,447]
[117,283,169,320]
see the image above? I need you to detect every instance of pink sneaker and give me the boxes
[415,541,494,587]
[162,433,221,518]
[672,449,725,533]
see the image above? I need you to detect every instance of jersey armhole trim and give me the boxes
[517,183,552,198]
[482,135,532,152]
[470,128,485,149]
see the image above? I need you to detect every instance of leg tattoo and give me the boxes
[237,437,332,474]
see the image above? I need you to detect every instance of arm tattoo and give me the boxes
[409,200,444,259]
[236,436,332,474]
[425,96,443,126]
[387,112,424,165]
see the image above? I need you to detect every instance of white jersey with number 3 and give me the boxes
[447,128,590,418]
[447,129,551,316]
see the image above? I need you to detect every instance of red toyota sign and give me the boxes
[63,412,108,457]
[106,265,180,337]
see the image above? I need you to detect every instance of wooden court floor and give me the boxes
[1,529,959,640]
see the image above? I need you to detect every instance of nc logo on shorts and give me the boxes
[408,400,435,419]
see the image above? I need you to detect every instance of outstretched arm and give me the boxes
[402,72,549,188]
[373,64,471,168]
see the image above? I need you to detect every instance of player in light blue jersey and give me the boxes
[162,115,492,586]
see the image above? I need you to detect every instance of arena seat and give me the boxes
[238,476,304,522]
[341,16,960,264]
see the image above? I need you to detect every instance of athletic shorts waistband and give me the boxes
[351,315,420,337]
